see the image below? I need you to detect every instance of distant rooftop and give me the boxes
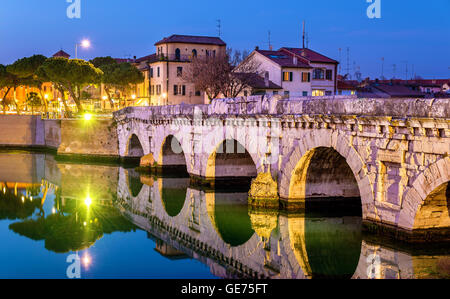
[155,34,226,46]
[53,50,70,58]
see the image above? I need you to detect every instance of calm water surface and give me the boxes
[0,151,448,279]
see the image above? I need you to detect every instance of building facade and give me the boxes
[134,35,227,105]
[240,47,338,97]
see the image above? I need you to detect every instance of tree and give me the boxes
[37,57,103,113]
[183,48,260,101]
[89,56,117,68]
[7,55,48,113]
[25,92,42,114]
[182,53,228,101]
[222,50,261,98]
[99,62,144,108]
[0,64,20,114]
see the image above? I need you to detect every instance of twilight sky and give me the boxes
[0,0,449,79]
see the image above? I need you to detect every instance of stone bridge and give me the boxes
[113,95,450,241]
[116,168,448,279]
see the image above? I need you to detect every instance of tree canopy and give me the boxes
[89,56,117,68]
[37,57,103,113]
[98,62,144,107]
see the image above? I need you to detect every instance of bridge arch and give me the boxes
[126,133,145,158]
[157,134,189,173]
[205,138,260,185]
[399,157,450,231]
[280,131,373,215]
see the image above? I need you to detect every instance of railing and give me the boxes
[114,95,450,119]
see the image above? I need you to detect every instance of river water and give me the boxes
[0,151,448,279]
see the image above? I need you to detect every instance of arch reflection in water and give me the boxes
[206,191,255,247]
[159,177,189,217]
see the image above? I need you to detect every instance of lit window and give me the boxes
[312,90,325,96]
[302,72,311,82]
[283,72,293,81]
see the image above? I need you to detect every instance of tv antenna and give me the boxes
[216,19,221,37]
[381,57,385,79]
[338,48,342,75]
[268,30,272,50]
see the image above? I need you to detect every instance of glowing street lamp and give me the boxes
[131,94,136,100]
[84,113,93,121]
[75,39,91,59]
[84,195,92,207]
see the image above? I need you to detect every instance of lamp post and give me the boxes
[75,39,91,59]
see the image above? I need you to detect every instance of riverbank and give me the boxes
[0,115,122,163]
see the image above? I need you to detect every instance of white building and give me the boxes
[240,47,339,97]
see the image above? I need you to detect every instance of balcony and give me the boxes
[157,54,193,62]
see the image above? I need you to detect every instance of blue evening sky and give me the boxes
[0,0,449,79]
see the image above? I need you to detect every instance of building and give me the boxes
[134,34,227,105]
[238,47,338,97]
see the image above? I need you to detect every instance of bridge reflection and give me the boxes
[116,167,450,279]
[0,152,448,278]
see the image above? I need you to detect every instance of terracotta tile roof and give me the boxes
[371,84,426,97]
[337,80,357,90]
[155,35,226,46]
[135,53,158,63]
[255,49,311,68]
[114,58,135,64]
[234,73,282,89]
[52,50,70,58]
[280,48,338,64]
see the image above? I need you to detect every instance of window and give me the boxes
[150,68,153,78]
[192,49,197,58]
[302,91,308,96]
[313,68,324,80]
[312,89,325,96]
[195,90,201,96]
[326,70,333,80]
[157,67,160,77]
[283,72,293,81]
[156,85,161,95]
[302,72,311,82]
[284,91,290,96]
[177,67,183,77]
[273,91,278,95]
[175,48,181,61]
[173,85,186,96]
[325,91,332,96]
[151,85,155,95]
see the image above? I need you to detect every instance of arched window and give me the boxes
[175,48,181,61]
[192,49,197,58]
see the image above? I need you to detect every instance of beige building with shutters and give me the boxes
[134,35,227,106]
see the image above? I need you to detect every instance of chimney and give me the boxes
[264,72,269,88]
[255,46,259,51]
[293,56,298,65]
